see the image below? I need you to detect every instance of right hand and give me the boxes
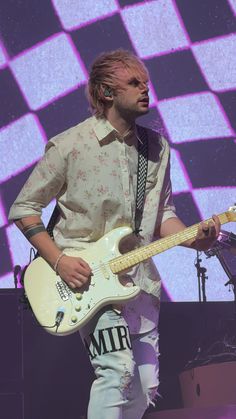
[57,255,92,289]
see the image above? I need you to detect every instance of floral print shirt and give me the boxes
[9,115,176,333]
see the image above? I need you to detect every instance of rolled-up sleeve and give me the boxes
[155,154,177,227]
[8,143,66,221]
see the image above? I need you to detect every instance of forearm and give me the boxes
[157,214,221,252]
[157,217,195,248]
[15,216,62,267]
[15,216,92,288]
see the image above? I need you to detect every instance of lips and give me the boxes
[138,97,149,103]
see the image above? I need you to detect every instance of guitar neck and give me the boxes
[110,212,230,274]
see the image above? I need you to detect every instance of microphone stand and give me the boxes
[192,251,209,364]
[13,265,21,289]
[195,251,208,303]
[185,235,236,370]
[224,276,236,320]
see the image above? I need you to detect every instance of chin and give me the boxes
[137,107,149,116]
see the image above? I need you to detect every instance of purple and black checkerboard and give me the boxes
[0,0,235,301]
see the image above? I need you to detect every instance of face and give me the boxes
[111,66,150,121]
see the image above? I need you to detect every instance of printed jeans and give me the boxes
[80,308,159,419]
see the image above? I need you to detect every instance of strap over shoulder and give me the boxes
[135,125,149,235]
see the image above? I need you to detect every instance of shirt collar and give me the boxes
[92,116,140,145]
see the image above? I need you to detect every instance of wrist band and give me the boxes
[23,223,46,239]
[22,222,42,232]
[54,252,66,274]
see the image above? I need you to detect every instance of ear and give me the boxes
[102,85,113,99]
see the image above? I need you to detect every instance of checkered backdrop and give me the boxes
[0,0,236,301]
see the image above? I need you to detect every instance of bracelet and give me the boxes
[54,252,66,274]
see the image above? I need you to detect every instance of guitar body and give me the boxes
[24,226,140,336]
[24,206,236,336]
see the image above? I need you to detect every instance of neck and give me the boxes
[105,108,135,136]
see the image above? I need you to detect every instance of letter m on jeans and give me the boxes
[84,328,109,360]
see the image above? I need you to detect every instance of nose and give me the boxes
[140,81,149,93]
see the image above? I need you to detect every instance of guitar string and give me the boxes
[110,213,230,270]
[86,227,218,274]
[70,212,231,276]
[85,213,230,274]
[89,228,193,274]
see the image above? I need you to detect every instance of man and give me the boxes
[9,49,220,419]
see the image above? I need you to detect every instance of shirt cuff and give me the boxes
[8,203,42,221]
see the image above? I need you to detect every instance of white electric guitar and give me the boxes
[24,207,236,336]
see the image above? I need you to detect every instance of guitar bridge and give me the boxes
[56,280,72,301]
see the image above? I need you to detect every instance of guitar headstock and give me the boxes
[226,205,236,222]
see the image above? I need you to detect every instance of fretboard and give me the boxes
[109,212,230,274]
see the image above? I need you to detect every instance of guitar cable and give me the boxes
[40,308,65,333]
[55,308,65,333]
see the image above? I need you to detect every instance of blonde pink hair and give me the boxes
[87,49,149,118]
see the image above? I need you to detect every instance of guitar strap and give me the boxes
[134,125,149,235]
[46,205,60,239]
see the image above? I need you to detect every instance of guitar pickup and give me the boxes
[100,263,110,279]
[56,280,72,301]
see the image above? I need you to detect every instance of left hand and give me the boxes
[194,214,221,251]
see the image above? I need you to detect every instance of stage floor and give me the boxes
[145,404,236,419]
